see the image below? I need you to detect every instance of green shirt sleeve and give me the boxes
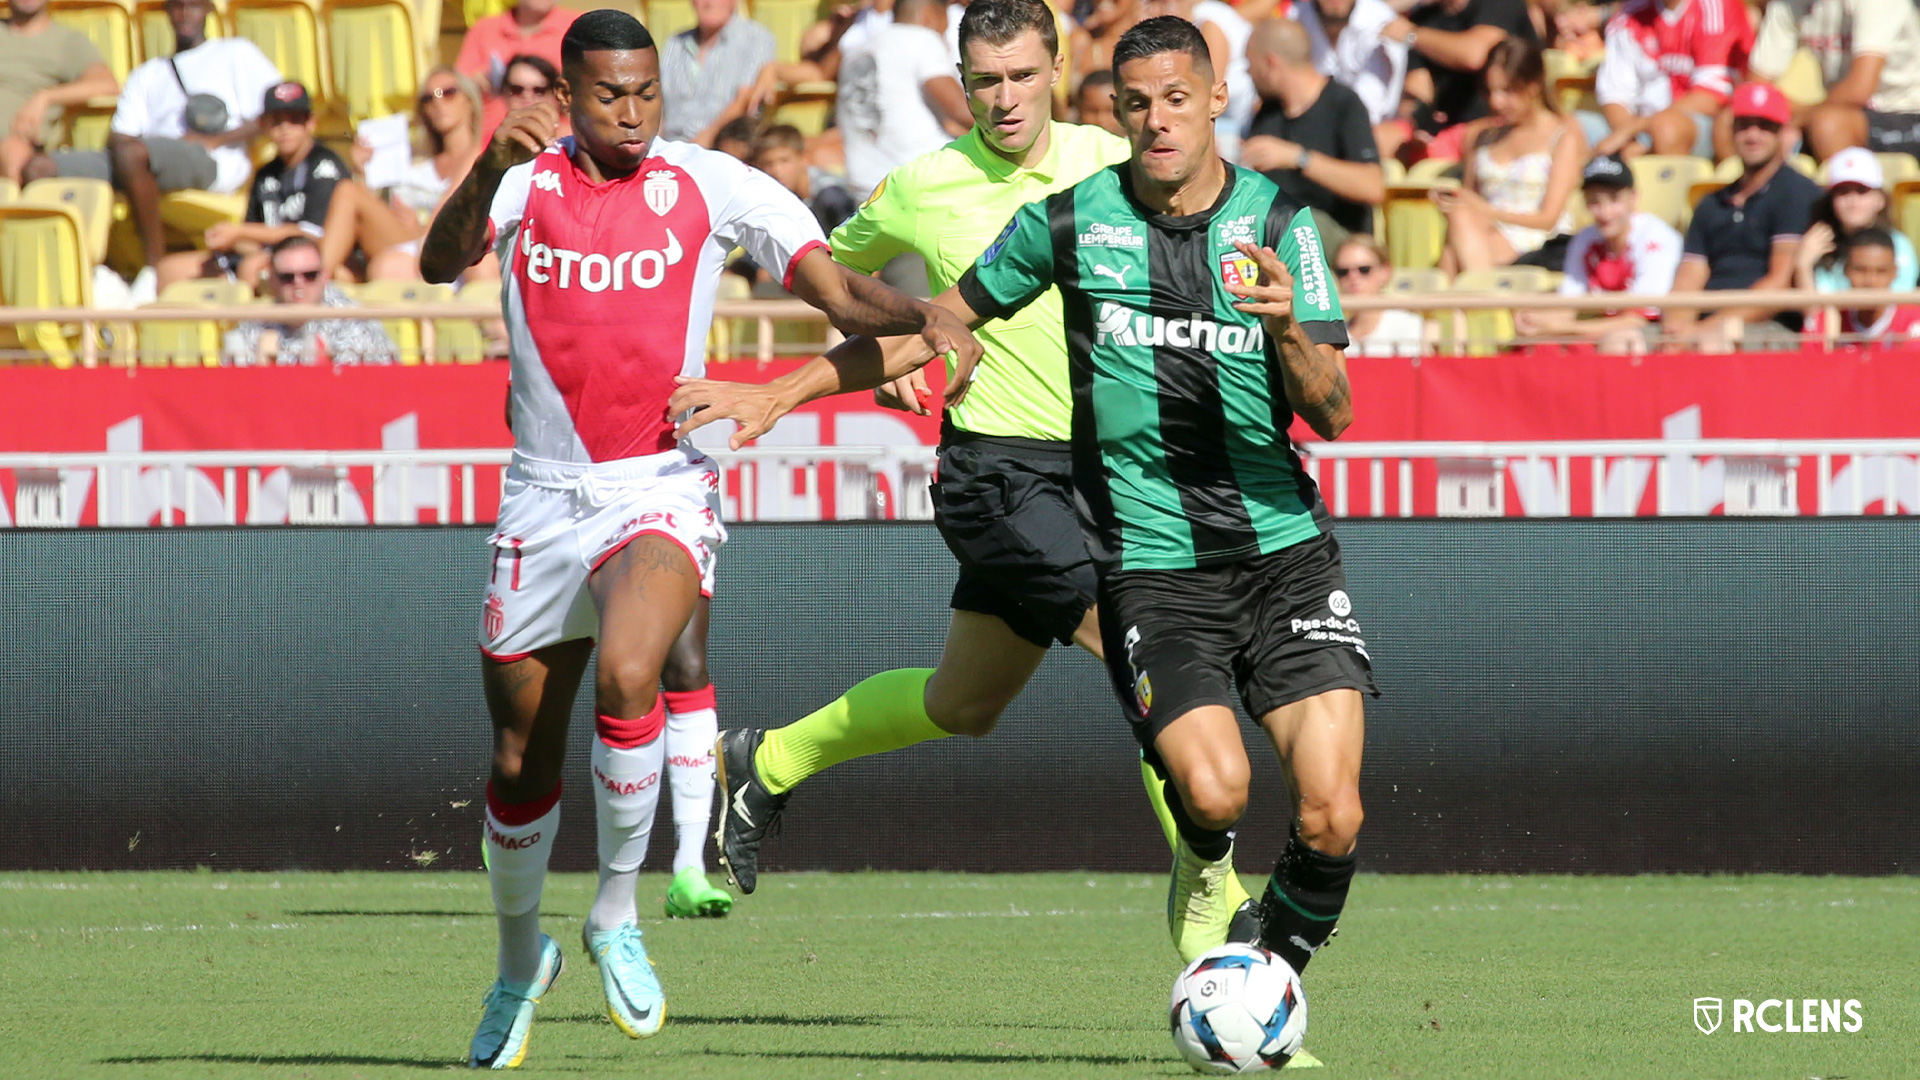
[955,197,1057,322]
[1273,204,1349,348]
[828,171,913,275]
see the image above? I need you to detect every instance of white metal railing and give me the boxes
[2,440,1916,527]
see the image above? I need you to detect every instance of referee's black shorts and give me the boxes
[1097,532,1379,756]
[929,429,1097,648]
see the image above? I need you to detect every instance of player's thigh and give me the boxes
[483,639,593,796]
[922,608,1050,734]
[587,532,702,711]
[661,595,711,693]
[1071,604,1104,660]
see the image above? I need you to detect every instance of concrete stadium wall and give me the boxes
[1,521,1916,875]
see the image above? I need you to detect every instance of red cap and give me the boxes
[1730,82,1791,126]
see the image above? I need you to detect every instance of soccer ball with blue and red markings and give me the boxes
[1169,944,1307,1073]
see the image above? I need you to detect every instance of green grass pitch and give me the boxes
[4,871,1915,1078]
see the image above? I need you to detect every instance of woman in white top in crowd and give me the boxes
[322,67,490,281]
[1794,146,1920,294]
[1433,36,1585,274]
[1334,234,1428,356]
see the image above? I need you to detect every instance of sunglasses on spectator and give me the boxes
[419,85,461,104]
[1732,117,1782,133]
[504,81,550,98]
[275,269,321,285]
[1335,263,1379,278]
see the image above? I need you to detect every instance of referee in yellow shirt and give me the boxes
[712,0,1256,958]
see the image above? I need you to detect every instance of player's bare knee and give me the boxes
[1297,793,1363,855]
[926,694,1003,738]
[1181,770,1250,830]
[659,646,708,693]
[594,655,662,719]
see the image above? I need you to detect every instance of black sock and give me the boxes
[1164,776,1235,861]
[1260,828,1355,973]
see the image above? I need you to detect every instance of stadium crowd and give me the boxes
[2,0,1920,364]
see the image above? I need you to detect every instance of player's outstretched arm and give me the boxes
[1226,239,1354,441]
[669,288,984,449]
[785,249,983,371]
[420,102,559,284]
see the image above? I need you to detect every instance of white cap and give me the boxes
[1827,146,1885,190]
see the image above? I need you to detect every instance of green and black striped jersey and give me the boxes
[957,164,1348,572]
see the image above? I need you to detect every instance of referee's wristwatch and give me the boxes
[1296,149,1313,172]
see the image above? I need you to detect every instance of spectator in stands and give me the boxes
[456,0,578,136]
[1583,0,1752,159]
[157,82,348,291]
[323,68,488,282]
[1243,18,1387,251]
[0,0,117,185]
[1072,0,1142,86]
[1433,37,1585,271]
[1666,82,1822,350]
[1075,71,1124,136]
[801,0,900,79]
[751,125,858,236]
[1288,0,1411,158]
[1383,0,1539,161]
[1749,0,1920,161]
[223,236,397,366]
[483,55,559,145]
[1803,228,1920,344]
[1514,155,1682,353]
[30,0,280,304]
[837,0,971,197]
[1334,233,1430,356]
[1142,0,1255,160]
[1795,146,1918,293]
[714,117,760,161]
[660,0,778,147]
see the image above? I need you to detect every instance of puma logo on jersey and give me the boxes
[519,220,685,291]
[1094,301,1266,353]
[1092,264,1132,290]
[532,171,564,196]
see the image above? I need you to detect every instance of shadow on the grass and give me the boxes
[701,1048,1157,1066]
[101,1054,448,1070]
[552,1011,892,1027]
[284,909,495,918]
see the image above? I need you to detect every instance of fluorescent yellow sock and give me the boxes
[754,668,945,794]
[1141,755,1179,852]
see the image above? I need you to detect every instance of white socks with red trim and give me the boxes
[485,781,560,986]
[587,702,666,932]
[663,685,720,875]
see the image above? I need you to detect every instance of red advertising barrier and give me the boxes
[3,347,1917,523]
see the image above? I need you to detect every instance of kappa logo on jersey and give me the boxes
[1094,301,1266,352]
[518,218,684,291]
[532,170,564,196]
[644,170,679,215]
[1219,250,1260,290]
[981,218,1018,265]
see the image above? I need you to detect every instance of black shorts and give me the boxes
[1866,110,1920,155]
[929,430,1098,648]
[1098,532,1379,753]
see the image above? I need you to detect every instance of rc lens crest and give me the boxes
[1220,250,1260,290]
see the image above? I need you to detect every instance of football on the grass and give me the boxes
[1169,944,1307,1073]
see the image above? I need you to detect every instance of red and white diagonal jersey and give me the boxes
[1597,0,1753,115]
[488,137,827,463]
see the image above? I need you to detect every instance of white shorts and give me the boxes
[478,448,726,661]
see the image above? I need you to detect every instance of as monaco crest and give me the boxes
[1694,998,1722,1034]
[483,592,505,642]
[644,170,679,216]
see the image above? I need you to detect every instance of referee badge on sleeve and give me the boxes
[1220,250,1260,289]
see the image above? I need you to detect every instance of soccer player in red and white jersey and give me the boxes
[1515,155,1682,353]
[419,10,978,1068]
[1591,0,1752,157]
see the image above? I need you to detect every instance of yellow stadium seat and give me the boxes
[0,179,18,204]
[1385,267,1449,296]
[1712,156,1743,182]
[750,0,817,65]
[643,0,696,43]
[229,0,329,106]
[1776,47,1825,108]
[435,278,498,363]
[1788,153,1817,179]
[771,80,835,137]
[1381,158,1407,185]
[22,178,114,265]
[0,201,97,368]
[464,0,510,26]
[1543,47,1599,114]
[50,0,135,82]
[1892,179,1920,255]
[1628,154,1712,230]
[356,278,452,364]
[1452,266,1554,355]
[1384,186,1444,270]
[49,95,117,153]
[133,0,223,63]
[139,279,254,366]
[322,0,420,128]
[1407,157,1459,183]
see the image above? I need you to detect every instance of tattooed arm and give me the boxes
[1226,239,1354,441]
[421,101,559,284]
[785,248,981,364]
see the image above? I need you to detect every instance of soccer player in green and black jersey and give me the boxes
[674,15,1376,990]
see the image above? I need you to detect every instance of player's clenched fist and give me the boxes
[1225,239,1294,322]
[484,99,561,173]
